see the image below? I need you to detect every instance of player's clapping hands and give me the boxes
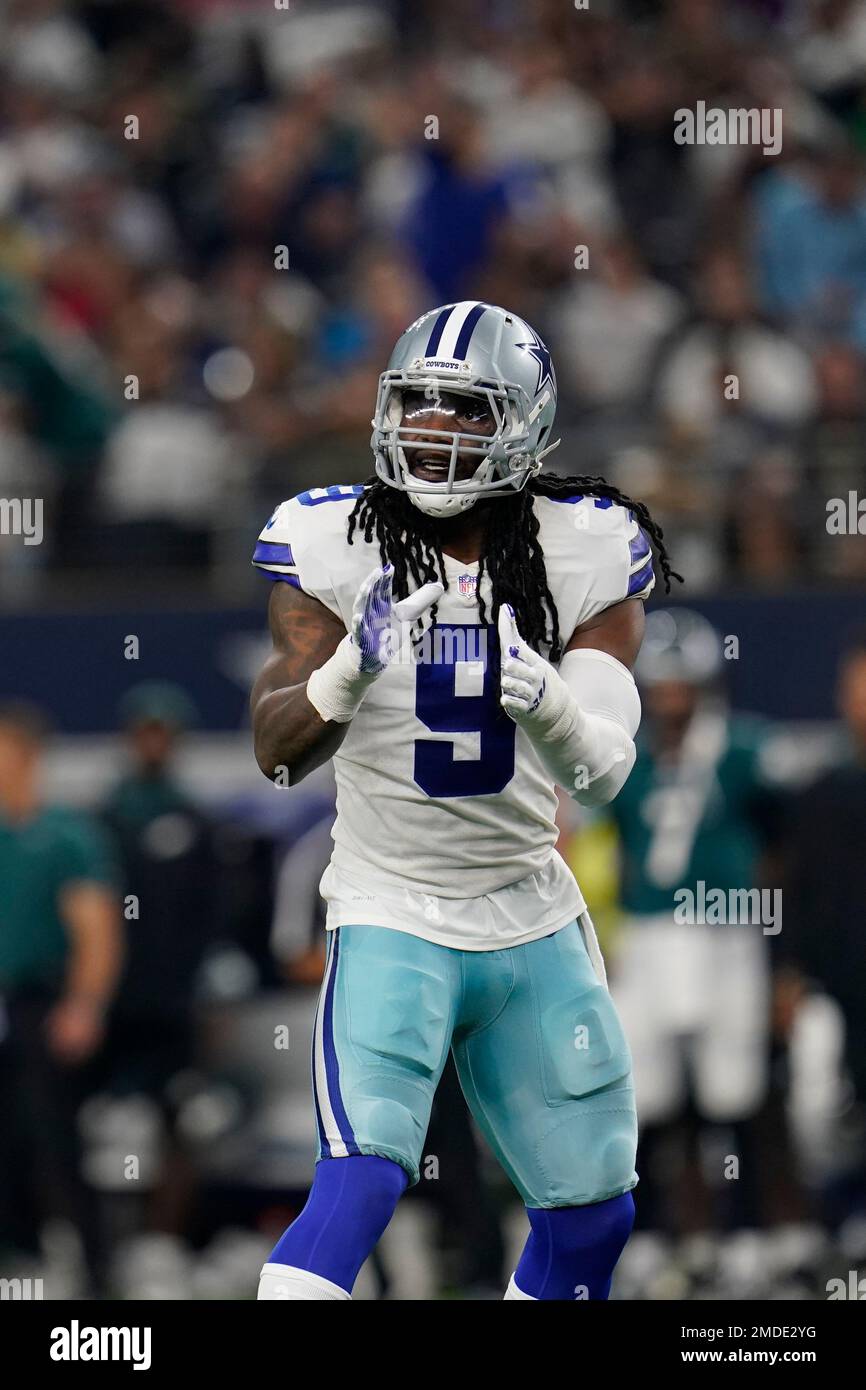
[497,602,639,807]
[306,564,444,725]
[350,564,444,674]
[497,604,555,723]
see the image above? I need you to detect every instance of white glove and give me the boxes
[498,603,565,732]
[349,563,444,674]
[497,604,640,806]
[307,565,444,723]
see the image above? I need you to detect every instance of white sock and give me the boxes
[504,1274,536,1300]
[257,1262,351,1301]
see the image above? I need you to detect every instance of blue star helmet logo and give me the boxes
[516,326,556,396]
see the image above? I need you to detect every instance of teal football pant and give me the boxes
[312,919,638,1207]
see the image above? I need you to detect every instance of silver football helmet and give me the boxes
[371,300,560,518]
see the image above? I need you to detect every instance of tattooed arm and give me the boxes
[251,583,348,783]
[252,565,444,783]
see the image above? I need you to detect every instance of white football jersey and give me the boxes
[253,484,654,950]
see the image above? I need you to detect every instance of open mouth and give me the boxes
[410,454,451,482]
[407,449,480,484]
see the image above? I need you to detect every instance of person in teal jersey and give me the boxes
[609,609,784,1233]
[96,682,216,1252]
[101,679,215,1033]
[0,702,122,1293]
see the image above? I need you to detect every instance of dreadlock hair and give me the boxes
[347,473,682,664]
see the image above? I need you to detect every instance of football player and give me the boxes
[611,608,782,1231]
[250,301,678,1301]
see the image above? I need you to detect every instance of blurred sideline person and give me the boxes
[610,610,783,1232]
[780,633,866,1227]
[96,682,217,1241]
[0,702,121,1293]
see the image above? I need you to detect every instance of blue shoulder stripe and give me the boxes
[629,531,651,566]
[254,540,295,566]
[296,485,364,507]
[549,494,614,508]
[628,559,654,597]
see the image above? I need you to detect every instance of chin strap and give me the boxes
[534,436,561,464]
[408,491,478,517]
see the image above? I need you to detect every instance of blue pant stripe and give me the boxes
[322,930,360,1155]
[311,933,333,1157]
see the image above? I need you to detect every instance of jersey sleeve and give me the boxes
[252,491,360,619]
[572,500,656,627]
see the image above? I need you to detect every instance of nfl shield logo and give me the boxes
[458,573,477,597]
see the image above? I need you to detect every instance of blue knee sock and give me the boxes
[514,1191,635,1300]
[268,1155,408,1293]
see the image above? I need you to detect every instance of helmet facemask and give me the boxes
[371,368,554,518]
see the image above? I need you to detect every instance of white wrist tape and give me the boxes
[527,648,641,806]
[305,634,380,725]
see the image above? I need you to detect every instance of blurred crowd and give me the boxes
[1,0,866,597]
